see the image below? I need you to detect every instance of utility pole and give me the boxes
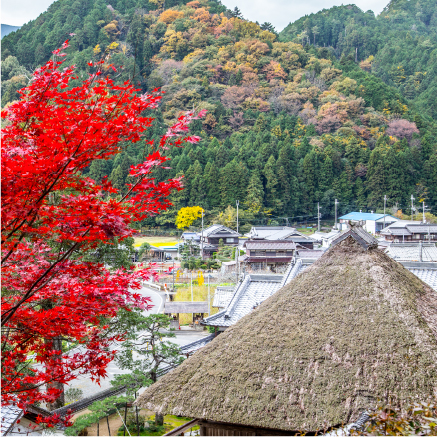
[172,259,175,293]
[422,200,426,223]
[200,209,204,260]
[190,271,193,302]
[207,274,211,317]
[411,194,415,221]
[383,195,387,230]
[334,199,339,230]
[236,200,239,234]
[317,202,321,232]
[235,244,239,282]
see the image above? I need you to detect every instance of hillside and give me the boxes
[279,0,437,120]
[1,0,437,228]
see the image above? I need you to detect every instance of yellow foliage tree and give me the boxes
[197,270,204,286]
[175,206,204,230]
[159,9,184,24]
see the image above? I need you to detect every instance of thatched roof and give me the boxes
[135,233,437,433]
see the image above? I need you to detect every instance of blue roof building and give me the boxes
[339,212,398,234]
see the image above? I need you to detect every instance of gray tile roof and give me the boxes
[164,301,209,313]
[331,226,378,250]
[407,268,437,291]
[296,249,325,259]
[179,334,216,355]
[382,228,412,236]
[246,226,294,238]
[203,275,282,327]
[406,224,437,234]
[386,244,437,262]
[202,224,241,237]
[212,286,235,308]
[244,240,296,250]
[1,404,23,436]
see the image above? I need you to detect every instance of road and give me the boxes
[66,283,208,399]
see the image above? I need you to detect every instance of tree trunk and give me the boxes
[46,336,65,410]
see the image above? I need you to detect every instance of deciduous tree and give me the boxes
[1,42,203,419]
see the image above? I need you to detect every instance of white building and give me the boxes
[339,212,398,234]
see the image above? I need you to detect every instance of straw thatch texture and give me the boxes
[136,236,437,432]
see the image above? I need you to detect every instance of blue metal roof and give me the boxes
[339,212,395,221]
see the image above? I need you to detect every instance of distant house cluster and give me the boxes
[135,225,437,436]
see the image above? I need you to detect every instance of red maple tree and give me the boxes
[1,41,203,421]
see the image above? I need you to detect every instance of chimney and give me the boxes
[371,210,374,214]
[359,209,362,213]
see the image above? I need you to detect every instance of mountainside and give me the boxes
[279,0,437,120]
[1,0,437,228]
[1,24,21,39]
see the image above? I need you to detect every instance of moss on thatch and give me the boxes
[135,236,437,433]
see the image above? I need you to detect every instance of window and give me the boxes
[253,251,266,257]
[226,238,234,243]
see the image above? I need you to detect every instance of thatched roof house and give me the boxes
[136,229,437,435]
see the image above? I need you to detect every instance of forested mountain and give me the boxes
[280,0,437,119]
[1,25,21,39]
[2,0,437,228]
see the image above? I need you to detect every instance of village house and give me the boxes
[339,211,398,234]
[245,226,314,249]
[243,240,296,271]
[308,229,341,248]
[380,220,437,242]
[135,226,437,436]
[199,224,241,246]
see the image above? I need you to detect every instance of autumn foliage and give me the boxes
[1,41,202,419]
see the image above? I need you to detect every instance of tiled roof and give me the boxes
[203,224,241,237]
[308,230,341,241]
[407,268,437,291]
[245,240,296,250]
[212,287,235,308]
[406,224,437,233]
[245,227,308,241]
[1,405,23,436]
[181,232,200,241]
[331,226,378,250]
[297,249,325,259]
[385,244,437,262]
[179,334,215,355]
[203,275,282,327]
[382,228,412,236]
[245,226,293,238]
[265,229,302,240]
[164,301,209,313]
